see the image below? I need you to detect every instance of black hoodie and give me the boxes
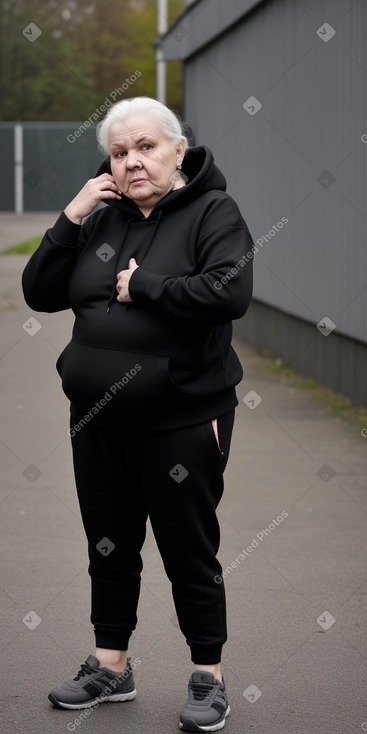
[22,145,254,432]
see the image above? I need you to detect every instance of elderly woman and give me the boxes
[22,96,254,732]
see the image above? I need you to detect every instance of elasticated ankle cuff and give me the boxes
[190,645,222,665]
[94,630,130,651]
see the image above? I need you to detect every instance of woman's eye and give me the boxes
[116,151,126,158]
[142,144,153,151]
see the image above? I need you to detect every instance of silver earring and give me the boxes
[177,162,182,170]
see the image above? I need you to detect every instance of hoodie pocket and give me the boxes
[56,341,182,417]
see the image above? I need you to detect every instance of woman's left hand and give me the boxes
[116,258,139,303]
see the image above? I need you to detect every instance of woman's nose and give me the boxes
[126,152,142,169]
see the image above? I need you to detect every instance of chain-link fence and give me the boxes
[0,122,105,212]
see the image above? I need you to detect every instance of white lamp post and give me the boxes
[156,0,168,103]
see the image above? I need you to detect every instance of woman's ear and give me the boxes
[176,137,187,168]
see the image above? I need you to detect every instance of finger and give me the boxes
[90,175,120,197]
[97,183,122,199]
[116,275,127,291]
[117,291,130,303]
[96,173,115,183]
[116,277,125,292]
[116,270,127,282]
[99,179,120,193]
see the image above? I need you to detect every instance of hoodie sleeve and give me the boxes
[22,212,86,313]
[129,195,254,324]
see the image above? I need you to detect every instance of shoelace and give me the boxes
[190,683,213,701]
[73,661,96,681]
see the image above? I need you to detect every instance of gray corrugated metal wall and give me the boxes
[160,0,367,404]
[182,0,367,348]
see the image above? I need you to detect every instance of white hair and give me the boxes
[96,96,187,154]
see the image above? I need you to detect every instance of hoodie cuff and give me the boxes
[50,212,82,246]
[129,266,163,302]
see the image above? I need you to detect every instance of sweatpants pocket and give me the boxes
[202,421,225,464]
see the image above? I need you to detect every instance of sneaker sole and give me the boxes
[48,689,137,710]
[179,704,230,732]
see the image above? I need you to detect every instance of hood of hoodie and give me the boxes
[94,145,227,220]
[93,146,228,313]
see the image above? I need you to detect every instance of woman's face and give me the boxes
[108,114,186,215]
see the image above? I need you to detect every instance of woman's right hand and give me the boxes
[64,174,122,225]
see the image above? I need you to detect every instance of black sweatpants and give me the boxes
[70,409,235,665]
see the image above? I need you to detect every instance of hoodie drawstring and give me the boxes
[106,210,163,314]
[106,217,132,314]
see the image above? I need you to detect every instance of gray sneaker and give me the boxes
[48,654,136,710]
[179,671,230,732]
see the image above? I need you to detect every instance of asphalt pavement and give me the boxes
[0,214,366,734]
